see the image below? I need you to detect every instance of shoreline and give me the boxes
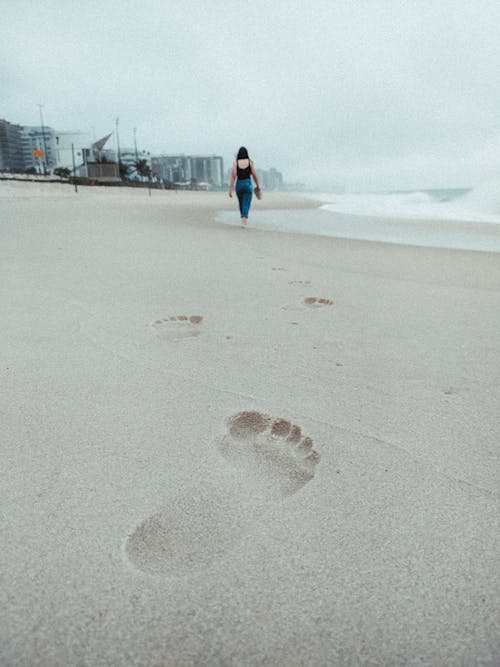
[4,179,499,254]
[216,205,500,253]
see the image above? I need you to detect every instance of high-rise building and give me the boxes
[190,155,224,187]
[151,154,224,188]
[225,165,284,190]
[20,125,57,173]
[151,155,190,184]
[256,167,283,191]
[0,119,25,172]
[2,120,89,174]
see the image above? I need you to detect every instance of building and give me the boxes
[77,133,120,182]
[256,167,283,191]
[52,130,93,171]
[83,162,120,182]
[1,120,90,174]
[151,155,190,185]
[20,125,57,173]
[0,119,25,172]
[151,154,224,188]
[0,118,121,180]
[224,165,284,190]
[190,155,224,188]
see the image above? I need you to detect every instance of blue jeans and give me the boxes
[235,178,253,218]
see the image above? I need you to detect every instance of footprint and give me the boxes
[442,386,465,396]
[124,489,242,576]
[303,297,333,307]
[124,412,321,577]
[282,297,334,312]
[151,315,203,340]
[216,411,320,499]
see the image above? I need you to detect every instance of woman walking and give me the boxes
[228,147,261,226]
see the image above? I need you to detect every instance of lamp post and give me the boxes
[115,117,121,178]
[133,127,139,181]
[133,127,138,163]
[37,104,48,174]
[71,143,78,193]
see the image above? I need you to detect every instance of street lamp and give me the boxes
[115,117,121,176]
[133,127,138,164]
[37,103,48,174]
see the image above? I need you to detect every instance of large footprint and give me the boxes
[124,488,243,577]
[217,411,320,499]
[124,412,320,577]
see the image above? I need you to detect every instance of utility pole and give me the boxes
[133,127,138,163]
[37,104,48,174]
[71,143,78,193]
[115,117,121,177]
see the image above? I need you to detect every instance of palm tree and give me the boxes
[53,167,71,179]
[135,159,151,181]
[119,161,130,180]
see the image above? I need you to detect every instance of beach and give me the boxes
[1,181,499,666]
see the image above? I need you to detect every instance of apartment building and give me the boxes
[0,118,96,174]
[224,165,284,190]
[151,154,224,188]
[0,119,25,172]
[190,155,224,187]
[20,125,57,173]
[256,167,283,191]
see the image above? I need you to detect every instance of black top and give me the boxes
[236,160,252,180]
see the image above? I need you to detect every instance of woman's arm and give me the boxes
[228,163,236,197]
[250,161,260,189]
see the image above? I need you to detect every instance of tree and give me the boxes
[135,159,151,181]
[119,161,130,180]
[54,167,71,179]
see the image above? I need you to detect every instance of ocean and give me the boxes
[217,183,500,252]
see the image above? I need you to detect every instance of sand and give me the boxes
[1,181,499,666]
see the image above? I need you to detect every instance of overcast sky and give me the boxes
[2,0,500,191]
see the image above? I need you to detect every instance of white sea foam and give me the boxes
[310,181,500,224]
[459,181,500,222]
[217,182,500,252]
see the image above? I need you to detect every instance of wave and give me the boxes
[309,182,500,224]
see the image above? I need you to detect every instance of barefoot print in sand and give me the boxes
[151,315,203,340]
[124,491,241,576]
[124,412,320,576]
[282,296,333,312]
[217,411,320,499]
[303,297,333,307]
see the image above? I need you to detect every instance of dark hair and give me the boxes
[237,146,249,160]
